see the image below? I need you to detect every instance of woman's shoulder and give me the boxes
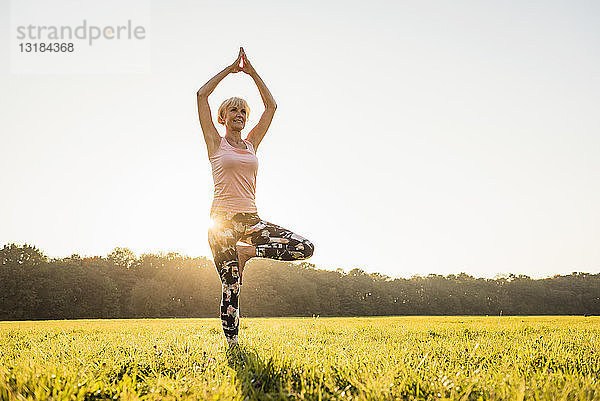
[208,136,224,159]
[243,138,255,152]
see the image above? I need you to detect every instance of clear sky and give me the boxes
[1,0,599,279]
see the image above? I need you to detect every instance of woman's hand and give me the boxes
[197,47,245,157]
[241,46,276,152]
[240,47,256,76]
[228,47,244,74]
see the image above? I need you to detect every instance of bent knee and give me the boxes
[287,239,314,260]
[302,240,314,259]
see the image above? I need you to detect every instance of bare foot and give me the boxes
[236,243,256,285]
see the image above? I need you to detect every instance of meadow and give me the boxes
[0,316,598,400]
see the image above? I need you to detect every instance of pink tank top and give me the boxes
[209,137,259,214]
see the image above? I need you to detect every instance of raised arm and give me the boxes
[197,49,242,157]
[241,49,277,152]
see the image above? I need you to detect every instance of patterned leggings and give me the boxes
[207,210,314,345]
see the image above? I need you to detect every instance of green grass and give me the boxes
[1,317,599,400]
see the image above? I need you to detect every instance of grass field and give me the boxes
[1,317,599,400]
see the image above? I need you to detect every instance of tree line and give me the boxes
[1,243,598,320]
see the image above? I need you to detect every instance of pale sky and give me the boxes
[1,0,599,279]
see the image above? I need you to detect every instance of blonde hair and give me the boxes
[217,97,250,125]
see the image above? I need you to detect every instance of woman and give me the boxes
[197,47,315,347]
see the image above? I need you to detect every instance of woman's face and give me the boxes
[224,105,247,131]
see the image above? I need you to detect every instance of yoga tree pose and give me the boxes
[197,47,314,347]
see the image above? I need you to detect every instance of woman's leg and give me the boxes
[207,212,246,346]
[240,215,315,261]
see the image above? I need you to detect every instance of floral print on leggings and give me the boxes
[208,210,314,346]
